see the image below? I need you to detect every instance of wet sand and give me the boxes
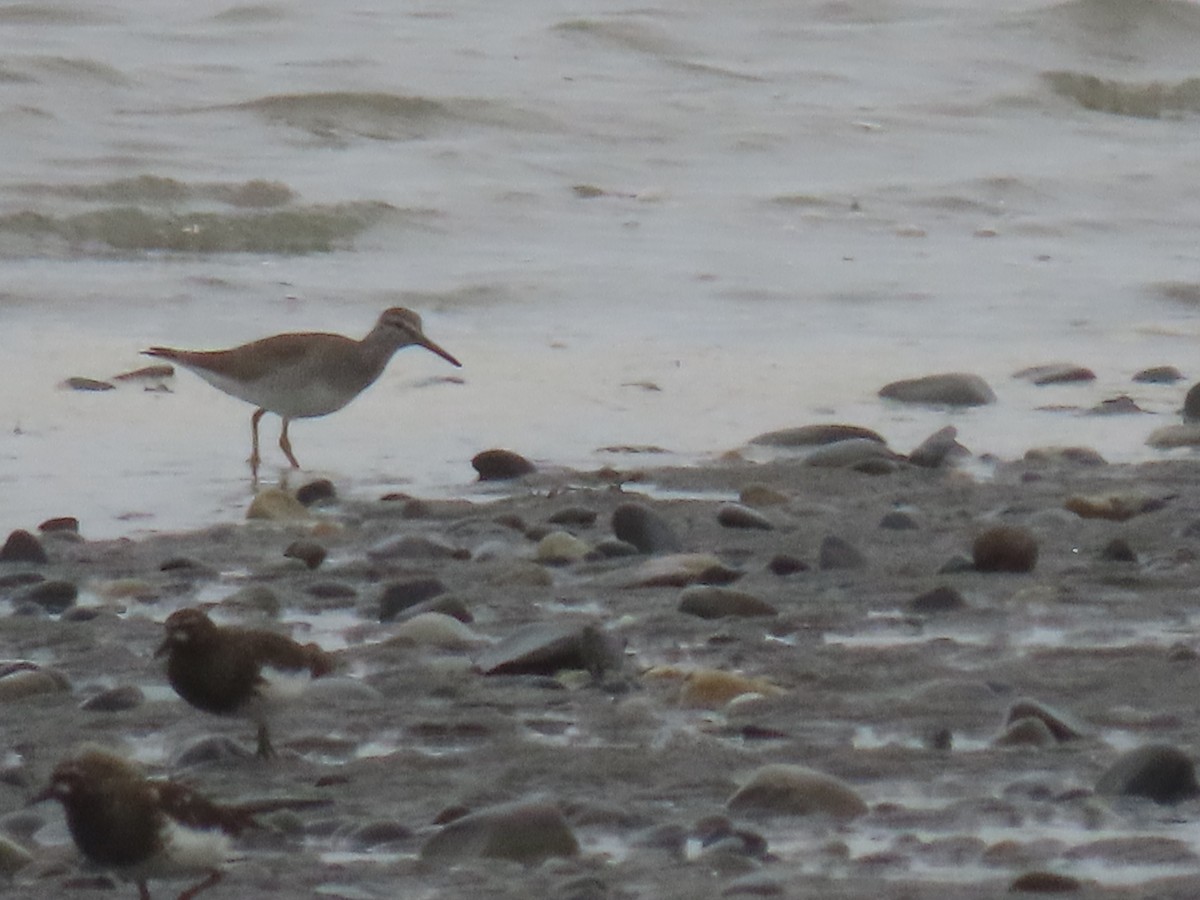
[5,448,1200,899]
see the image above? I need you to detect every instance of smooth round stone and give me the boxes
[748,424,885,447]
[611,503,682,554]
[390,612,483,650]
[475,622,623,677]
[420,800,579,865]
[378,577,446,622]
[907,425,966,469]
[727,764,868,820]
[0,663,70,702]
[1088,395,1143,415]
[1005,698,1087,742]
[767,554,808,576]
[1096,744,1200,805]
[284,539,327,570]
[368,534,462,561]
[1024,446,1106,466]
[1148,424,1200,448]
[973,526,1038,573]
[1133,366,1184,384]
[738,484,788,507]
[625,553,741,588]
[1186,382,1200,423]
[595,538,640,558]
[16,580,77,614]
[1013,363,1096,385]
[803,439,903,472]
[0,530,47,565]
[471,448,536,481]
[1064,493,1162,522]
[37,516,79,534]
[80,684,145,712]
[1101,538,1137,563]
[994,717,1057,748]
[818,535,866,570]
[546,506,598,527]
[172,735,255,767]
[295,478,337,506]
[62,376,115,392]
[678,586,777,619]
[347,819,413,848]
[394,595,473,624]
[716,504,774,531]
[246,489,312,521]
[1009,872,1084,893]
[535,531,591,565]
[908,586,965,613]
[879,510,919,530]
[878,372,996,406]
[159,556,208,573]
[305,582,357,601]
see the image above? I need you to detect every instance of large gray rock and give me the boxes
[879,373,996,407]
[420,800,579,865]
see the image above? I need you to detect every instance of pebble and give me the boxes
[1186,382,1200,423]
[1087,395,1143,415]
[390,612,483,650]
[595,538,640,558]
[471,448,536,481]
[907,425,967,468]
[396,595,473,624]
[1132,366,1183,384]
[246,489,312,521]
[378,577,447,622]
[879,509,919,530]
[0,663,70,703]
[1024,446,1106,466]
[546,506,598,527]
[346,819,413,848]
[878,372,996,406]
[535,530,592,564]
[0,530,48,564]
[284,539,327,570]
[62,376,115,391]
[1100,538,1137,563]
[420,800,579,865]
[15,579,77,614]
[1013,363,1096,385]
[726,764,868,819]
[767,554,808,576]
[748,424,885,447]
[172,735,256,767]
[475,622,623,677]
[367,534,462,561]
[611,503,682,553]
[1005,698,1087,742]
[803,438,903,473]
[1064,493,1166,522]
[1146,424,1200,448]
[1096,744,1200,805]
[38,516,79,534]
[112,363,174,382]
[80,684,145,712]
[1009,871,1084,893]
[624,553,741,588]
[647,667,782,708]
[716,503,774,530]
[972,526,1038,573]
[295,478,337,506]
[994,717,1057,748]
[678,586,777,619]
[220,585,281,617]
[819,535,867,570]
[908,586,965,613]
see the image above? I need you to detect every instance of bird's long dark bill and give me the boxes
[420,337,462,368]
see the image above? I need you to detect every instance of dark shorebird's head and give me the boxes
[155,607,219,659]
[374,308,461,368]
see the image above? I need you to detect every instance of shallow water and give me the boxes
[4,0,1200,538]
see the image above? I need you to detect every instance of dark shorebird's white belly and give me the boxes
[188,366,358,419]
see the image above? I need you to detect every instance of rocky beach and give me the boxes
[5,400,1200,899]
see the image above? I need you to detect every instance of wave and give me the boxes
[0,198,404,256]
[229,91,558,142]
[1044,70,1200,117]
[17,175,295,208]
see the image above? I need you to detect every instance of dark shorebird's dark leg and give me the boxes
[249,408,266,480]
[178,869,223,900]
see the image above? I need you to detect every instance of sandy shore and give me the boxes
[4,446,1200,899]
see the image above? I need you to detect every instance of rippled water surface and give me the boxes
[4,0,1200,536]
